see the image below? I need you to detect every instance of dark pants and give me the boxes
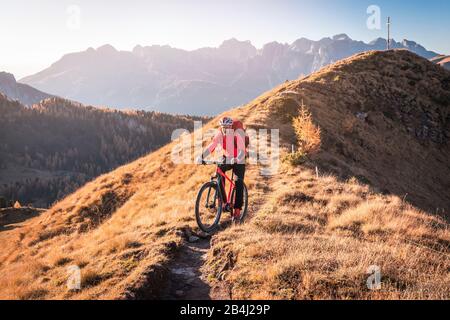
[218,164,246,209]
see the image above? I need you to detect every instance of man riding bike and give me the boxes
[198,116,247,221]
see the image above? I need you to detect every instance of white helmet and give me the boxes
[219,116,233,127]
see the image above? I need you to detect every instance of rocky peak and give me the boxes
[96,44,118,54]
[332,33,351,41]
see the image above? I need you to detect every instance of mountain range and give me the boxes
[20,35,440,115]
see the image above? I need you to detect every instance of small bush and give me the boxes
[283,151,307,166]
[292,105,321,155]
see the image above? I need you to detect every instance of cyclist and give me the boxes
[198,116,247,221]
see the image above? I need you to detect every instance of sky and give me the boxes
[1,0,449,79]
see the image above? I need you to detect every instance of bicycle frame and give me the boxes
[215,166,235,205]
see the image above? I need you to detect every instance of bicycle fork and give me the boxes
[205,180,218,210]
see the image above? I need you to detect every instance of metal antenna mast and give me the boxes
[387,17,391,50]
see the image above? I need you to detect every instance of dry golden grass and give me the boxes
[0,50,448,300]
[206,165,449,300]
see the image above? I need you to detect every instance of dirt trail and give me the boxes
[162,236,214,300]
[162,166,274,300]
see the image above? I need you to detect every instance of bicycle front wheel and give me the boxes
[195,182,223,233]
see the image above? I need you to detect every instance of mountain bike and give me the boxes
[195,160,248,233]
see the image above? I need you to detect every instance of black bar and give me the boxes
[0,300,445,319]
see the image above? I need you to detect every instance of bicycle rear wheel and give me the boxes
[195,182,223,233]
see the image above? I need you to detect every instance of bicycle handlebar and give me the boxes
[201,160,224,166]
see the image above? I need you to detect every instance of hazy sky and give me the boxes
[1,0,449,79]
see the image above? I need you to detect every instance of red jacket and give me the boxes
[207,129,246,159]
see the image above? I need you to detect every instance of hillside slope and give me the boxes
[0,96,204,207]
[286,50,450,213]
[0,50,448,300]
